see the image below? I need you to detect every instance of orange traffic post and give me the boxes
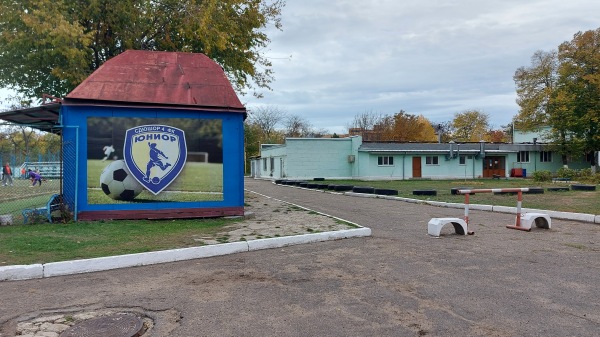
[506,190,530,231]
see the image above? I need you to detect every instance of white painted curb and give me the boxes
[247,228,371,251]
[0,264,43,281]
[345,192,376,198]
[546,210,596,223]
[425,201,446,207]
[492,206,517,213]
[438,202,465,209]
[469,204,494,211]
[43,242,249,278]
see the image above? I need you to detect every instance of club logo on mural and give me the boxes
[123,125,187,195]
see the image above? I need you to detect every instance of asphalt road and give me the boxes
[1,178,600,336]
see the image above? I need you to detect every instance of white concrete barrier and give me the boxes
[519,213,552,230]
[427,218,468,237]
[0,264,43,281]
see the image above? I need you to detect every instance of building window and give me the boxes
[270,157,275,171]
[378,156,394,166]
[540,151,552,162]
[459,155,466,165]
[426,156,439,165]
[517,151,530,163]
[262,158,267,170]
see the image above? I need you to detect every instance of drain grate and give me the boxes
[59,313,145,337]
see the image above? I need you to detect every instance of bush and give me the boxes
[579,168,593,179]
[580,170,600,184]
[555,167,600,184]
[588,174,600,184]
[532,170,552,182]
[556,167,579,180]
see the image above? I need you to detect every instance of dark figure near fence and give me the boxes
[2,162,13,186]
[28,169,42,187]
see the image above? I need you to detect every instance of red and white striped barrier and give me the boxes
[428,187,551,237]
[457,188,535,232]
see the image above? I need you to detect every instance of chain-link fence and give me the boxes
[0,125,70,225]
[61,128,78,221]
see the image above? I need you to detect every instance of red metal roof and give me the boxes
[65,50,245,112]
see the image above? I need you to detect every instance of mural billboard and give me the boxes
[87,117,223,204]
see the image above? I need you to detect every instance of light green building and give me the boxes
[251,133,591,180]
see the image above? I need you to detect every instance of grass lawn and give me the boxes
[319,178,600,215]
[0,217,239,266]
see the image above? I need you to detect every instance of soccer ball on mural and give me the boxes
[99,160,144,200]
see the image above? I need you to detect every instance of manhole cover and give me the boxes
[59,313,145,337]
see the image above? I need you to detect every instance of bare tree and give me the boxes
[431,120,454,142]
[310,128,331,138]
[347,110,385,132]
[246,106,287,140]
[284,115,313,137]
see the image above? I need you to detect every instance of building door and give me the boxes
[412,157,422,178]
[483,156,505,178]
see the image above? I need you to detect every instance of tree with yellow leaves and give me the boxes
[451,110,490,142]
[380,111,437,142]
[0,0,285,98]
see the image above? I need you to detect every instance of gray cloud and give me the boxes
[244,0,600,133]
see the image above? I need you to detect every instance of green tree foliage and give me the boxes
[513,50,558,130]
[451,110,490,142]
[514,28,600,163]
[0,0,285,98]
[552,28,600,159]
[0,123,60,162]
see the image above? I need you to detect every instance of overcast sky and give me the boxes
[242,0,600,134]
[2,1,599,135]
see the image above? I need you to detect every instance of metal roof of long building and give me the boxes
[359,142,482,152]
[65,50,245,112]
[358,142,528,153]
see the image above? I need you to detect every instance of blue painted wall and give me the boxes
[61,105,244,218]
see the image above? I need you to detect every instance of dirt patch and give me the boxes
[192,192,359,245]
